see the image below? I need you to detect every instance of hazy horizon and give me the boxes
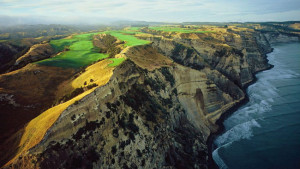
[1,0,300,25]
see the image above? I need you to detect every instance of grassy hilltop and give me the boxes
[36,29,150,69]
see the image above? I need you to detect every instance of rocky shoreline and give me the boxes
[207,58,274,169]
[207,32,299,169]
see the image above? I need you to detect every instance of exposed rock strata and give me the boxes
[4,29,300,169]
[7,59,242,169]
[263,32,299,44]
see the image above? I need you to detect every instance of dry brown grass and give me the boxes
[15,43,54,65]
[124,45,173,71]
[3,59,116,168]
[289,23,300,30]
[0,63,76,166]
[72,59,114,88]
[0,63,75,105]
[55,59,115,99]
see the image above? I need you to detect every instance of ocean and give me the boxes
[212,42,300,169]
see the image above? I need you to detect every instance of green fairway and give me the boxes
[108,58,126,67]
[105,31,150,47]
[49,38,77,52]
[149,27,215,33]
[37,50,109,68]
[37,30,150,69]
[37,32,108,69]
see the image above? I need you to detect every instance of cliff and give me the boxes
[263,32,300,44]
[7,56,244,169]
[3,27,299,169]
[147,27,273,87]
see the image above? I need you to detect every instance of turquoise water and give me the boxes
[212,43,300,169]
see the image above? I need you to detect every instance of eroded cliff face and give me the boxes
[8,59,242,169]
[263,32,300,44]
[147,28,273,87]
[5,28,297,169]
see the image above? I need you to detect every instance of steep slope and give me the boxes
[10,43,55,71]
[0,42,28,73]
[145,27,273,87]
[2,25,299,169]
[4,44,245,168]
[0,64,75,166]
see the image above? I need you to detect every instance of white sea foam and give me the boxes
[212,146,229,169]
[213,44,300,168]
[215,119,261,147]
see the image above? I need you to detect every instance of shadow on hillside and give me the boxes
[0,103,40,167]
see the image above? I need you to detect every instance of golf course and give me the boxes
[36,29,150,69]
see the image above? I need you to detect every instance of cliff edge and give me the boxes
[3,26,299,169]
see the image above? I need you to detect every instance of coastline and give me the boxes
[207,49,275,169]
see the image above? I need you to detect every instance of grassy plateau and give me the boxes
[36,29,150,69]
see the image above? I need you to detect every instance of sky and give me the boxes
[0,0,300,24]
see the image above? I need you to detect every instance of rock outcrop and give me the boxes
[147,28,273,87]
[7,58,243,169]
[263,32,300,44]
[3,26,299,169]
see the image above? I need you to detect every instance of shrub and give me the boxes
[111,146,117,155]
[71,114,76,121]
[86,147,99,162]
[136,149,142,157]
[146,112,156,122]
[106,111,111,118]
[58,87,84,103]
[86,83,98,89]
[129,132,135,141]
[161,67,175,86]
[113,128,119,138]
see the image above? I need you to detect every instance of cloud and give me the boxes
[0,0,299,23]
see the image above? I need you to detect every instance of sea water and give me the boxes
[212,42,300,169]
